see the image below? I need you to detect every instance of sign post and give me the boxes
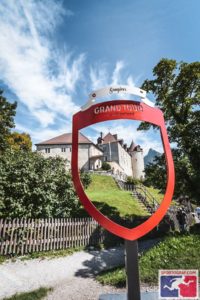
[71,85,175,299]
[125,240,141,300]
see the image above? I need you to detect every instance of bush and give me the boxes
[102,162,111,171]
[80,171,92,189]
[126,176,140,185]
[0,149,82,218]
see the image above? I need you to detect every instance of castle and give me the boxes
[36,132,145,180]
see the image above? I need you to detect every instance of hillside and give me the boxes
[85,174,149,219]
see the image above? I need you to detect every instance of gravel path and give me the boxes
[0,239,160,300]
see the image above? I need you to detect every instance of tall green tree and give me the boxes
[0,90,17,153]
[0,150,85,218]
[139,59,200,200]
[7,131,32,151]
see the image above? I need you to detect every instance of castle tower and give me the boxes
[129,141,145,180]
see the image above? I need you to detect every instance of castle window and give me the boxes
[61,147,66,152]
[45,148,50,153]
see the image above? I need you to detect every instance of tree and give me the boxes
[7,131,32,151]
[0,90,17,153]
[138,59,200,200]
[102,162,111,171]
[0,149,85,218]
[80,171,92,189]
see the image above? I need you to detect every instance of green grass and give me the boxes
[145,186,164,204]
[0,255,7,264]
[86,175,149,218]
[145,186,178,206]
[96,234,200,287]
[3,287,53,300]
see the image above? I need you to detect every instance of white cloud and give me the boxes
[127,75,135,87]
[0,1,156,150]
[90,60,127,92]
[90,65,108,90]
[111,60,125,85]
[15,121,72,149]
[0,0,82,127]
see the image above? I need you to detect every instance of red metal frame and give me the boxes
[72,100,175,240]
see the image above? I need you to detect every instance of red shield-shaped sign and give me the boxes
[72,100,175,240]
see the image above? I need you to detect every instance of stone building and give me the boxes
[35,132,103,171]
[36,131,145,180]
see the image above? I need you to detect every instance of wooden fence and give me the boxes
[0,218,104,256]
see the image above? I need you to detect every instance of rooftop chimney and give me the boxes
[97,132,104,144]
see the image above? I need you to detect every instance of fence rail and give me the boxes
[0,218,104,256]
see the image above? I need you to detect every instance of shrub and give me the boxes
[0,149,82,218]
[102,162,111,171]
[80,171,92,189]
[126,176,140,185]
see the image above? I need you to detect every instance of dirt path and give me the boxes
[0,240,160,300]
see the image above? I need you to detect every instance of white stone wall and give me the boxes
[36,143,103,171]
[36,145,71,161]
[77,144,90,170]
[109,161,127,180]
[117,144,133,176]
[131,150,145,179]
[37,144,91,170]
[89,145,103,157]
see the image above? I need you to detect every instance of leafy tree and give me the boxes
[0,149,84,218]
[7,131,32,151]
[0,90,17,153]
[80,171,92,189]
[126,176,141,185]
[102,162,111,171]
[139,59,200,200]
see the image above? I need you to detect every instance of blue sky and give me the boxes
[0,0,199,154]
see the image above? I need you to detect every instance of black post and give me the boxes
[125,239,141,300]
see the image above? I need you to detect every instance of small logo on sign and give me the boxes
[159,270,198,299]
[109,87,127,93]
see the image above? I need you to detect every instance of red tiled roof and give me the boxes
[35,132,93,145]
[102,133,118,144]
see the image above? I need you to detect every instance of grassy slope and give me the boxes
[86,175,149,218]
[96,234,200,286]
[145,186,164,204]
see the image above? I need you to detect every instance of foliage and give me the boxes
[144,155,167,192]
[3,287,53,300]
[7,132,32,151]
[102,161,111,171]
[96,234,200,286]
[126,176,141,185]
[80,171,92,189]
[138,59,200,201]
[0,149,82,218]
[0,90,17,153]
